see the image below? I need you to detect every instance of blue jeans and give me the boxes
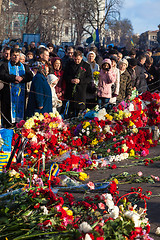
[98,97,110,109]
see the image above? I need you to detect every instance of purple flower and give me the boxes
[74,124,82,136]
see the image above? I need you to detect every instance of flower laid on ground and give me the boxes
[1,91,160,239]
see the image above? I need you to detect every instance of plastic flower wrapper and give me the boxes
[93,71,100,88]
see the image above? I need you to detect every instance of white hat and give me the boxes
[87,51,96,59]
[47,74,58,84]
[119,58,128,67]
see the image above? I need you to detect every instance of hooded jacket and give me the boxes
[97,59,116,98]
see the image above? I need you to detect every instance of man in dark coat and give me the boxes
[0,49,33,128]
[63,50,92,117]
[135,54,148,93]
[61,46,74,70]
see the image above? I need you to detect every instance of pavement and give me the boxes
[87,145,160,240]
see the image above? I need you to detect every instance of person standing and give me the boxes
[86,51,100,108]
[62,46,74,70]
[109,56,120,105]
[0,46,11,66]
[63,50,92,117]
[97,58,116,109]
[26,62,52,118]
[117,59,132,103]
[0,49,33,127]
[135,54,148,93]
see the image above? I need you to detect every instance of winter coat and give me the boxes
[63,59,92,110]
[135,63,148,93]
[117,69,132,102]
[26,72,52,118]
[51,57,66,100]
[97,59,116,98]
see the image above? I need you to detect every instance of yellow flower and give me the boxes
[59,150,67,155]
[63,207,73,216]
[131,128,138,133]
[93,71,100,76]
[122,144,128,152]
[129,120,134,127]
[27,133,36,139]
[34,150,38,153]
[38,113,44,121]
[129,149,135,157]
[105,114,113,121]
[91,138,99,146]
[79,172,88,181]
[28,168,34,173]
[114,178,119,184]
[123,112,131,118]
[147,139,153,144]
[49,122,57,128]
[83,122,90,129]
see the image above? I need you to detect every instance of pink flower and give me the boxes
[141,149,149,157]
[151,175,160,181]
[137,171,143,177]
[113,138,117,142]
[98,202,105,210]
[107,149,111,153]
[87,181,95,190]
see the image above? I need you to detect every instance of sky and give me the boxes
[120,0,160,34]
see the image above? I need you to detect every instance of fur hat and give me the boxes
[119,58,128,67]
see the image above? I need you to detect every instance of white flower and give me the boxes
[109,205,119,219]
[94,105,99,112]
[9,169,18,177]
[79,222,92,233]
[105,199,115,209]
[108,155,115,162]
[86,131,90,136]
[115,155,121,162]
[155,227,160,235]
[82,129,86,133]
[40,206,49,215]
[104,125,110,133]
[97,108,107,120]
[31,135,37,143]
[124,211,141,227]
[84,233,92,240]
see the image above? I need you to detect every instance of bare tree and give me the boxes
[67,0,123,44]
[108,18,133,47]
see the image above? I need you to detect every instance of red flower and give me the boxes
[111,164,117,169]
[34,203,40,209]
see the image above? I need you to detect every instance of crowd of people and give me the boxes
[0,41,160,128]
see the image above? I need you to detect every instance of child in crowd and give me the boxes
[97,58,116,109]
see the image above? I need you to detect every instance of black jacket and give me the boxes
[63,59,92,110]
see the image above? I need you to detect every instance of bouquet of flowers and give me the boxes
[93,71,100,88]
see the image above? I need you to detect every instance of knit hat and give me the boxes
[119,58,128,67]
[87,51,96,59]
[128,58,137,67]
